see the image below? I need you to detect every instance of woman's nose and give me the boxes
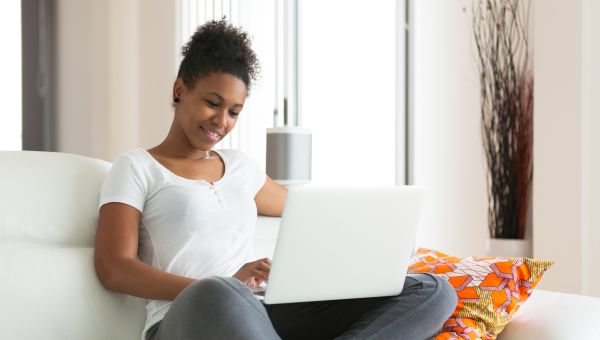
[211,109,228,128]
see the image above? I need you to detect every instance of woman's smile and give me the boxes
[199,125,223,143]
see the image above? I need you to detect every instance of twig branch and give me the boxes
[473,0,533,239]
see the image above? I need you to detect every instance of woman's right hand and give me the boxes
[233,258,271,289]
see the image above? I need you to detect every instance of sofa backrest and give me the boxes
[0,151,110,247]
[0,151,146,340]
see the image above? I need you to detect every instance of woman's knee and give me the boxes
[435,275,458,314]
[175,277,250,314]
[413,273,457,318]
[158,277,276,340]
[168,277,263,325]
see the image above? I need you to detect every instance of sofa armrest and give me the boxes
[499,289,600,339]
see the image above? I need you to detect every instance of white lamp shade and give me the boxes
[266,127,312,186]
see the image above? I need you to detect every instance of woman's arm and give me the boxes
[254,176,288,217]
[94,202,196,301]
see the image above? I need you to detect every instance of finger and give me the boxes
[247,279,257,289]
[252,269,269,281]
[256,261,271,272]
[252,263,270,280]
[253,268,268,279]
[252,258,270,267]
[248,259,270,272]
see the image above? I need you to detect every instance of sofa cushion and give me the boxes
[0,151,110,247]
[0,245,145,340]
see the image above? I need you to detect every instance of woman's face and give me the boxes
[173,72,247,150]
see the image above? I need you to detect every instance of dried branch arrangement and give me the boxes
[473,0,533,239]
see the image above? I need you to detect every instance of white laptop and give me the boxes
[260,186,425,304]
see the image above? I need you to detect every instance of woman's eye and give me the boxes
[206,100,219,108]
[229,111,240,118]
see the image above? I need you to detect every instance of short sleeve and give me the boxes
[99,155,147,213]
[231,150,266,197]
[247,156,267,197]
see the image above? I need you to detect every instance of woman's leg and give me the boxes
[149,276,281,340]
[337,273,457,340]
[265,273,456,340]
[264,292,384,340]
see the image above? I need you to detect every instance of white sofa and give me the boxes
[1,151,599,340]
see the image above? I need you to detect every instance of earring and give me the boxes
[174,96,180,103]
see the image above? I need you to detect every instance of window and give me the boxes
[177,0,405,184]
[0,2,22,151]
[302,0,399,185]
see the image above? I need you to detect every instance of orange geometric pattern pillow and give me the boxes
[408,248,554,340]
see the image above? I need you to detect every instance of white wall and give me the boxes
[55,0,176,162]
[137,3,178,153]
[534,0,600,297]
[533,0,582,295]
[412,0,488,257]
[581,0,600,298]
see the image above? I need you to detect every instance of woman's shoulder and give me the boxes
[104,148,161,191]
[110,148,155,172]
[113,148,150,162]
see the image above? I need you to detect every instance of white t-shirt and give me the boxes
[98,148,266,340]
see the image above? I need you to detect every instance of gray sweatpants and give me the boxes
[146,273,457,340]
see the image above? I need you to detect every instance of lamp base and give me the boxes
[275,179,310,187]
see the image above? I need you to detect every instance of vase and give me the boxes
[486,238,532,258]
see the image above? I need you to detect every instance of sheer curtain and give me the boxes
[0,1,22,151]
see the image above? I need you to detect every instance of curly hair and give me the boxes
[177,18,260,94]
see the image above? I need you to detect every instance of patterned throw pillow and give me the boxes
[408,248,554,340]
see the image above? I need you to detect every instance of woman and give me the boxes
[94,19,456,340]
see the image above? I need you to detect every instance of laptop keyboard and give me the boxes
[251,282,267,300]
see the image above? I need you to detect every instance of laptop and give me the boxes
[260,186,425,304]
